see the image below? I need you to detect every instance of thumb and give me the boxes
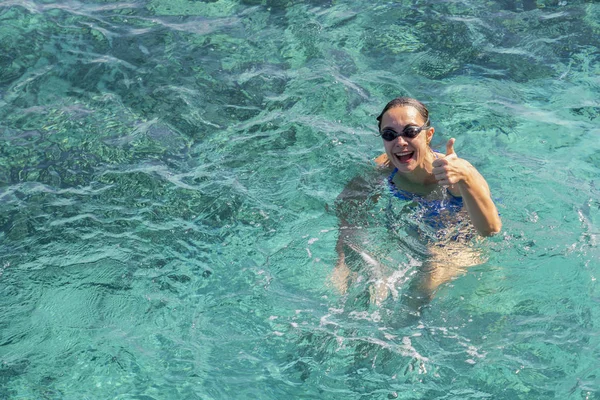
[445,138,456,156]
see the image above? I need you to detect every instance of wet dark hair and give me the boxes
[376,97,430,132]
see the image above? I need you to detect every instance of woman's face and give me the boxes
[380,106,434,174]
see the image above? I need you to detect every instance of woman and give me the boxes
[333,97,501,306]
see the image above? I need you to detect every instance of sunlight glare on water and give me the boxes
[0,0,599,398]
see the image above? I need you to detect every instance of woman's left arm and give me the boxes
[432,138,502,237]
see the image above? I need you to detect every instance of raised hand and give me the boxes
[431,137,501,235]
[431,138,465,186]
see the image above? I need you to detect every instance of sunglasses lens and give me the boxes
[381,131,396,141]
[404,127,421,138]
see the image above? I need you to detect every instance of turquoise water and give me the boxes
[1,0,599,398]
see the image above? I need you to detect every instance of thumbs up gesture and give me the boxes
[445,138,457,158]
[432,138,467,187]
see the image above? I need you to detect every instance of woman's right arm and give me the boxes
[332,175,371,293]
[332,162,390,293]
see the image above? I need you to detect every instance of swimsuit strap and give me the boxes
[387,168,421,202]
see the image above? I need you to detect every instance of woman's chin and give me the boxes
[392,158,416,172]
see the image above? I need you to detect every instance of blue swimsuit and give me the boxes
[387,167,464,231]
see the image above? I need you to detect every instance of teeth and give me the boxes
[396,152,412,156]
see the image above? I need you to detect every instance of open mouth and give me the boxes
[395,151,414,163]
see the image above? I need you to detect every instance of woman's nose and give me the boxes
[394,135,409,146]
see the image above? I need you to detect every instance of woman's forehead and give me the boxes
[381,106,424,125]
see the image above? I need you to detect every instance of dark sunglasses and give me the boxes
[380,118,430,141]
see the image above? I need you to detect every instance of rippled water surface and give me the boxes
[1,0,599,398]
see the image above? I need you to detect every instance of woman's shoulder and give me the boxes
[374,153,392,169]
